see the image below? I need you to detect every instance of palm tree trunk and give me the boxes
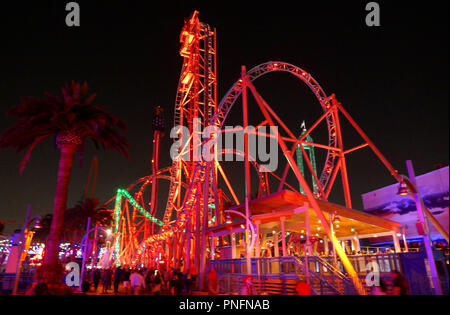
[43,144,77,268]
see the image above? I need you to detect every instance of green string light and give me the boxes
[113,188,164,260]
[114,188,163,227]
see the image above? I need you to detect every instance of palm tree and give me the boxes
[64,197,112,260]
[65,197,112,231]
[0,81,128,283]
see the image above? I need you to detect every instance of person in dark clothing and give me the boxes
[145,269,154,294]
[372,278,388,295]
[152,270,162,295]
[113,267,122,293]
[391,270,409,295]
[168,268,176,294]
[102,268,112,294]
[170,269,179,295]
[174,268,183,295]
[182,271,189,294]
[81,280,90,294]
[93,268,101,292]
[121,267,131,294]
[187,264,198,294]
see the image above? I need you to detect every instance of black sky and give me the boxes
[0,1,448,234]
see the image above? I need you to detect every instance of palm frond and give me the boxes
[19,134,52,174]
[0,81,129,172]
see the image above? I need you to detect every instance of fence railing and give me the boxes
[216,273,300,295]
[320,253,403,275]
[211,252,449,295]
[0,273,34,295]
[359,246,420,254]
[296,256,360,295]
[211,256,356,295]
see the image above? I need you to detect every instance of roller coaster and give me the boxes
[102,11,447,295]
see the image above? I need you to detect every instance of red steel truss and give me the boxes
[106,11,447,295]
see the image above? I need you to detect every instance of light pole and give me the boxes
[224,210,256,275]
[396,160,442,295]
[12,205,41,295]
[329,212,341,267]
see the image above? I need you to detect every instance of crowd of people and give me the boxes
[22,263,409,295]
[86,265,205,295]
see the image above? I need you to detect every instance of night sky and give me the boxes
[0,1,448,234]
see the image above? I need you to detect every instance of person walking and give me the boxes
[170,268,180,295]
[121,267,131,294]
[240,275,255,295]
[182,270,189,293]
[130,269,146,295]
[101,268,112,294]
[372,278,388,295]
[168,268,175,294]
[188,264,198,293]
[81,280,90,294]
[152,270,162,295]
[208,268,219,295]
[113,266,122,293]
[391,270,409,295]
[145,268,154,294]
[106,268,113,292]
[93,268,101,292]
[175,268,183,295]
[162,268,170,293]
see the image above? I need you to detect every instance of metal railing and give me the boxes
[212,253,447,295]
[320,253,403,275]
[216,273,301,295]
[297,256,359,295]
[292,256,351,295]
[211,256,357,295]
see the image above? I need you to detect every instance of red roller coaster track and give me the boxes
[105,11,447,295]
